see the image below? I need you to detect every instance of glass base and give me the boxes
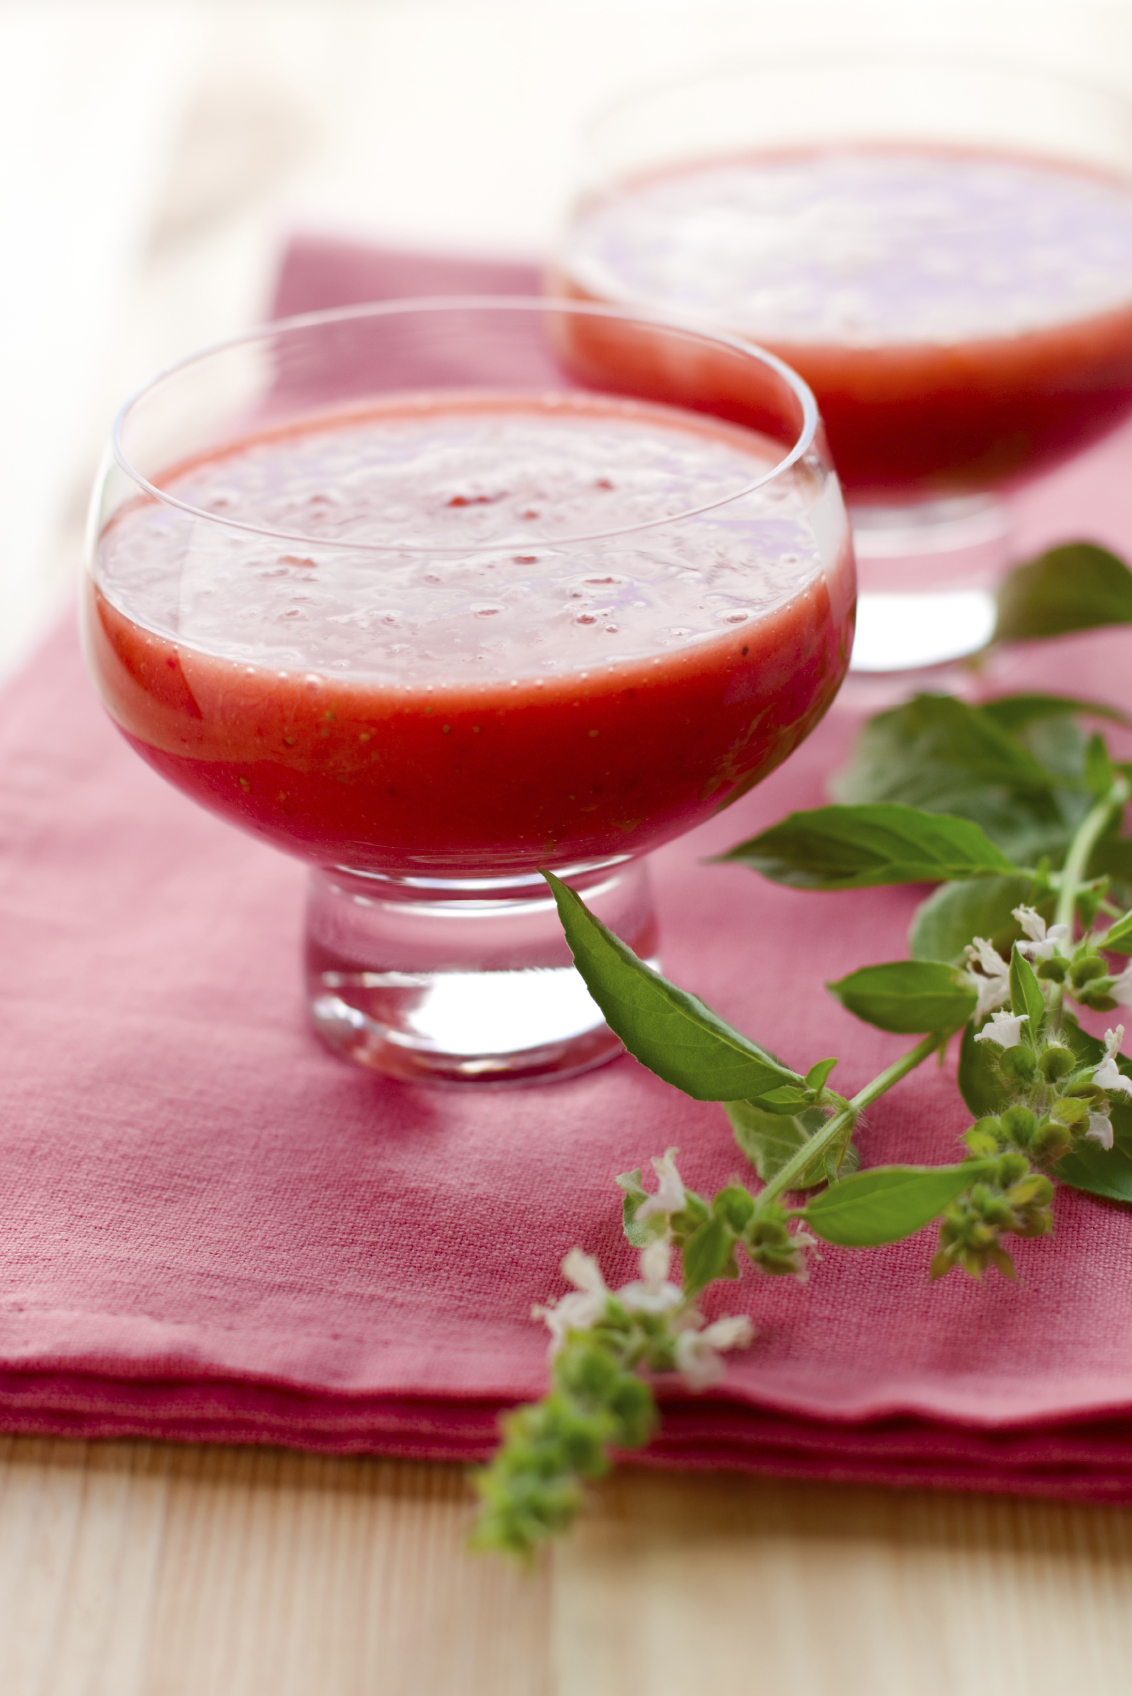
[305,859,658,1086]
[848,494,1008,677]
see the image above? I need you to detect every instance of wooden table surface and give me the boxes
[4,1437,1132,1695]
[8,4,1132,1690]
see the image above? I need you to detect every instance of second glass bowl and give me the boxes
[554,51,1132,672]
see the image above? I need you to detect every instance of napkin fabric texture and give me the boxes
[3,237,1132,1501]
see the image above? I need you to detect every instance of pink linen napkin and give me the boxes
[3,238,1132,1503]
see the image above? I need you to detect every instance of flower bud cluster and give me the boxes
[965,905,1132,1024]
[638,1148,816,1286]
[931,1149,1054,1281]
[471,1328,656,1556]
[1039,947,1131,1013]
[944,900,1132,1278]
[972,1020,1131,1166]
[1022,903,1132,1012]
[473,1177,760,1557]
[744,1202,818,1278]
[965,900,1132,1167]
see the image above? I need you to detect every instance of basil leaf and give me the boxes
[832,695,1062,804]
[803,1163,982,1246]
[725,1099,858,1190]
[827,961,977,1034]
[615,1169,667,1248]
[1058,1142,1132,1206]
[1089,837,1132,886]
[751,1084,816,1115]
[717,803,1017,890]
[909,874,1037,965]
[978,694,1130,733]
[545,871,804,1102]
[805,1057,839,1092]
[1009,944,1045,1030]
[994,543,1132,642]
[682,1216,739,1295]
[957,1020,1013,1117]
[1014,712,1088,786]
[830,694,1088,865]
[1100,907,1132,954]
[1086,732,1117,799]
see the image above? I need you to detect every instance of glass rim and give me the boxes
[107,295,821,555]
[582,43,1132,152]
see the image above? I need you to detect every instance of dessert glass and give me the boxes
[554,51,1132,673]
[83,298,853,1083]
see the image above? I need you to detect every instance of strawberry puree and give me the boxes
[557,148,1132,498]
[85,395,853,875]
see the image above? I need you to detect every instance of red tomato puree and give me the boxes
[85,394,853,876]
[556,147,1132,498]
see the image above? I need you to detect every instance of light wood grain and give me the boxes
[6,1439,1132,1694]
[0,1438,551,1696]
[556,1469,1132,1696]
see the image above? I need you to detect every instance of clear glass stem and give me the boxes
[305,858,658,1086]
[847,493,1009,678]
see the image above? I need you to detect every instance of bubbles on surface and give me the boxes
[564,149,1132,344]
[98,401,830,682]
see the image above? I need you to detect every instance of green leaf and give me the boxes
[957,1020,1012,1117]
[1057,1141,1132,1206]
[805,1056,839,1092]
[978,694,1130,733]
[909,874,1037,965]
[747,1085,816,1115]
[830,694,1090,867]
[615,1169,667,1248]
[725,1099,858,1190]
[1085,732,1116,799]
[827,960,977,1034]
[717,803,1018,890]
[1088,836,1132,886]
[1100,907,1132,954]
[802,1163,983,1247]
[681,1216,739,1295]
[1013,713,1089,787]
[831,695,1063,805]
[993,543,1132,642]
[544,871,804,1102]
[1009,944,1046,1030]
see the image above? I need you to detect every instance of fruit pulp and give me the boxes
[86,392,854,876]
[556,147,1132,498]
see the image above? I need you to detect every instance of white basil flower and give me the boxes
[783,1227,819,1283]
[532,1249,610,1354]
[674,1315,755,1391]
[1112,962,1132,1011]
[964,937,1011,1021]
[1094,1026,1132,1098]
[635,1146,687,1222]
[1085,1113,1115,1150]
[973,1010,1030,1049]
[1012,906,1070,962]
[618,1237,684,1315]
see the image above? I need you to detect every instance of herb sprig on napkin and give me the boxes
[474,542,1132,1558]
